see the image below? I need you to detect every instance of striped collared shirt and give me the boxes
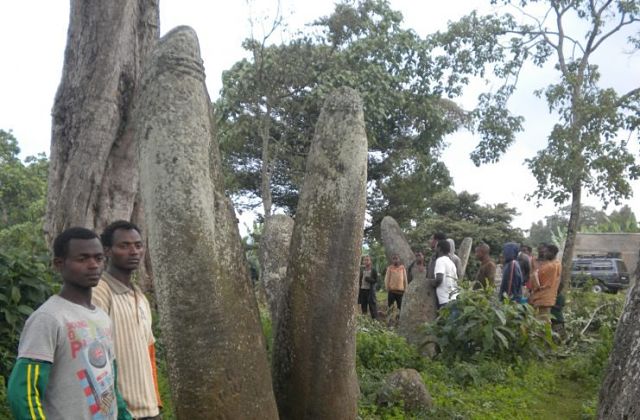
[92,272,159,418]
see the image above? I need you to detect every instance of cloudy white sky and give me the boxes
[1,1,638,232]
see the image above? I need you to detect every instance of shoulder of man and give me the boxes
[92,278,113,313]
[17,297,64,362]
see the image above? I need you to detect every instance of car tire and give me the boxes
[591,284,604,293]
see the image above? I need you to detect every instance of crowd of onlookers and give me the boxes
[358,232,565,329]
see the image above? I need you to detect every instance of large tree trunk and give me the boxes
[45,0,159,242]
[560,182,582,291]
[272,87,367,420]
[598,278,640,418]
[136,27,278,419]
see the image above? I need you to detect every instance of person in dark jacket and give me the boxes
[499,242,523,301]
[358,255,378,319]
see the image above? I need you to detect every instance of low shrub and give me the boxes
[260,307,273,360]
[423,284,554,363]
[357,316,427,373]
[0,376,10,419]
[0,248,55,379]
[356,315,429,418]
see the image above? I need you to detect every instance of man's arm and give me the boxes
[434,273,444,288]
[432,257,444,288]
[8,358,51,420]
[148,344,163,408]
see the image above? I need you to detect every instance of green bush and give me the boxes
[356,315,429,418]
[0,248,55,379]
[357,316,427,373]
[563,287,624,344]
[424,285,554,363]
[260,307,273,360]
[0,376,10,419]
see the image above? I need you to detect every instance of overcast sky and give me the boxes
[1,1,638,232]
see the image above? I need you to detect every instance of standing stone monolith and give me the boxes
[458,237,473,279]
[260,214,294,321]
[381,216,415,268]
[136,27,278,419]
[272,87,367,420]
[398,278,438,357]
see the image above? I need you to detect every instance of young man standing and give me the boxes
[432,240,459,309]
[499,242,524,301]
[407,251,427,284]
[427,232,447,281]
[518,245,532,291]
[384,254,407,310]
[530,244,562,323]
[8,227,131,420]
[358,255,378,319]
[92,221,161,420]
[473,243,496,290]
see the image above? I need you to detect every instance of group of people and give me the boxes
[8,222,161,420]
[358,233,461,319]
[358,232,564,325]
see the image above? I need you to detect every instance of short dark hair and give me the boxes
[476,243,490,253]
[432,232,446,241]
[521,245,532,253]
[546,244,559,259]
[437,239,451,255]
[101,220,142,248]
[53,227,99,258]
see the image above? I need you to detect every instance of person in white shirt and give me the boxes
[432,239,459,309]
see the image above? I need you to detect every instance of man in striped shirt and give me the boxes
[93,221,162,420]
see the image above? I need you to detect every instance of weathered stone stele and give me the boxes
[260,214,295,322]
[458,237,473,279]
[272,87,368,420]
[381,216,415,268]
[136,27,278,419]
[398,279,438,357]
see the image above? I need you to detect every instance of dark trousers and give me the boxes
[359,288,377,319]
[387,291,403,310]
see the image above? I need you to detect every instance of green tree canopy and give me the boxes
[217,0,468,229]
[528,204,639,245]
[0,129,48,253]
[406,189,524,259]
[434,0,640,286]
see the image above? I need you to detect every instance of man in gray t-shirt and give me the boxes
[16,295,118,419]
[8,227,131,420]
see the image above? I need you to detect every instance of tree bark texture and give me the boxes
[46,0,159,242]
[136,27,278,419]
[272,87,368,420]
[598,277,640,418]
[560,183,582,292]
[260,111,273,217]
